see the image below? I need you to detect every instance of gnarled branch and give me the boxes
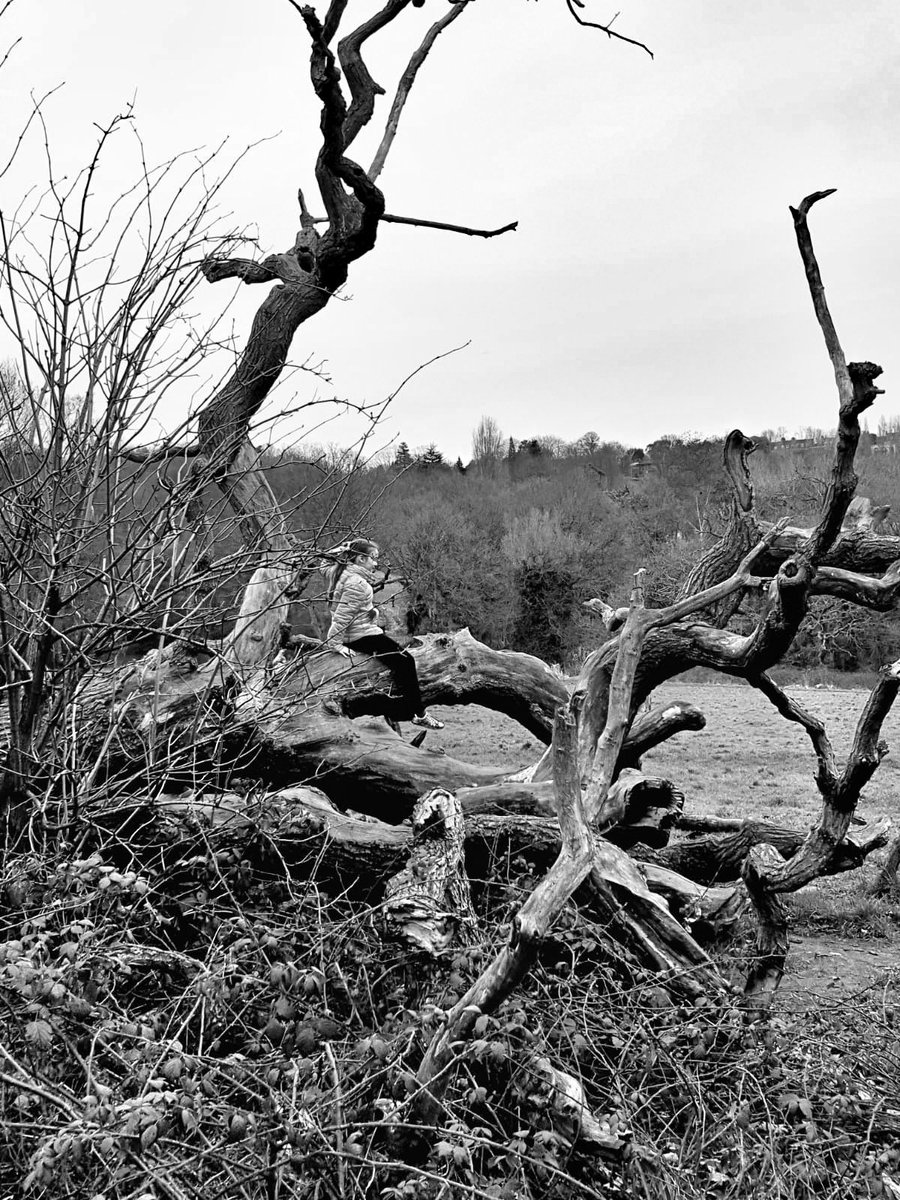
[369,1,470,181]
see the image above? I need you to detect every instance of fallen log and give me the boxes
[383,789,477,954]
[458,768,684,849]
[67,627,710,826]
[636,816,892,885]
[70,631,565,814]
[144,788,743,944]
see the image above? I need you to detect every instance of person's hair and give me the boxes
[346,538,378,561]
[324,538,378,602]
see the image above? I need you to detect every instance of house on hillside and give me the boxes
[870,432,900,455]
[627,448,657,479]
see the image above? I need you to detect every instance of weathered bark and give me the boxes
[637,816,891,886]
[250,710,508,817]
[383,789,477,953]
[147,787,745,944]
[639,863,748,938]
[871,829,900,897]
[244,630,570,813]
[601,767,684,849]
[742,843,789,1014]
[157,789,612,911]
[530,1058,631,1156]
[616,700,706,769]
[459,768,684,851]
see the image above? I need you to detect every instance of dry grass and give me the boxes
[643,679,900,832]
[436,678,900,835]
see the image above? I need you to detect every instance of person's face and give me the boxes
[357,546,379,568]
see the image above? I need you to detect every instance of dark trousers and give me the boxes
[346,632,424,716]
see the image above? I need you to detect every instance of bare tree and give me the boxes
[574,429,601,455]
[67,191,900,1017]
[3,0,896,1009]
[471,414,504,476]
[5,0,900,1189]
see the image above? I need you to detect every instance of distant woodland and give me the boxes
[263,420,900,673]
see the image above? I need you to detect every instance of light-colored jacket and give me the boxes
[326,564,382,645]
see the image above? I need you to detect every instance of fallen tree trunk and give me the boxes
[69,631,566,812]
[69,628,707,821]
[144,785,742,941]
[635,816,891,885]
[458,767,684,849]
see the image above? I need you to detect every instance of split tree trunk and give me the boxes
[636,815,891,885]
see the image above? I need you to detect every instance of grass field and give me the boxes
[431,679,900,1001]
[435,678,900,831]
[644,680,900,829]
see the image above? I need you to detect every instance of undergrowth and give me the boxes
[2,814,899,1200]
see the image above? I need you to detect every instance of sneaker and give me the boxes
[411,713,444,730]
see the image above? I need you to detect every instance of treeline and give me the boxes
[265,425,900,672]
[2,382,896,672]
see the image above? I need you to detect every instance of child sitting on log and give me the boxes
[324,538,444,730]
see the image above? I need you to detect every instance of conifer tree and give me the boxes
[419,443,445,469]
[394,441,413,470]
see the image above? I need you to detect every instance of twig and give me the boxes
[324,1042,346,1199]
[565,0,653,58]
[380,213,517,238]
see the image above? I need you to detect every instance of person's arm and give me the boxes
[326,575,369,651]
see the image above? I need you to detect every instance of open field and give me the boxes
[642,681,900,832]
[434,678,900,833]
[431,680,900,1001]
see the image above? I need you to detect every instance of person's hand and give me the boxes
[336,645,352,658]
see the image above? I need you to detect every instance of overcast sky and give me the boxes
[2,1,899,461]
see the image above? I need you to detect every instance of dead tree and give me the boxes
[118,1,641,670]
[88,191,899,1005]
[3,0,899,1025]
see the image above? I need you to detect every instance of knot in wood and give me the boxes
[848,361,883,384]
[510,913,524,948]
[848,361,885,411]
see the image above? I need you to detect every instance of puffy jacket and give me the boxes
[326,565,383,645]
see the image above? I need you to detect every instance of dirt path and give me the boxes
[779,932,898,1004]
